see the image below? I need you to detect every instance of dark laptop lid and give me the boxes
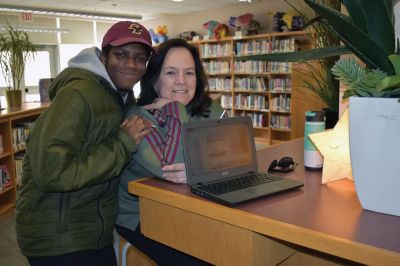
[182,116,258,186]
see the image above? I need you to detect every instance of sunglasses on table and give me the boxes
[268,157,298,173]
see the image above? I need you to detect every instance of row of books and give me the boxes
[0,165,12,192]
[238,112,268,128]
[233,61,269,74]
[204,60,291,75]
[201,43,231,58]
[270,78,292,93]
[208,78,231,91]
[271,95,291,112]
[15,153,24,187]
[270,62,292,74]
[220,94,289,112]
[234,37,297,56]
[235,94,268,110]
[234,77,268,91]
[235,40,271,56]
[270,115,291,130]
[203,61,231,75]
[220,95,233,109]
[12,122,34,152]
[271,38,296,53]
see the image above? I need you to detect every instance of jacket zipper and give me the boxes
[56,194,64,247]
[97,180,112,248]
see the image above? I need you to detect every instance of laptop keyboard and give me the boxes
[197,173,281,195]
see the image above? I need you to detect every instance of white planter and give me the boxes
[349,97,400,216]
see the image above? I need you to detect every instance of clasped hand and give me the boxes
[121,115,154,144]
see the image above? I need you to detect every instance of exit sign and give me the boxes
[21,12,33,22]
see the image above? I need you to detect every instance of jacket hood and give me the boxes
[68,47,118,91]
[48,47,119,100]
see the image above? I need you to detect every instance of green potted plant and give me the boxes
[241,0,400,216]
[260,0,400,215]
[305,0,400,217]
[0,23,36,108]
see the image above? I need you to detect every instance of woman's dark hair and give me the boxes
[137,38,211,117]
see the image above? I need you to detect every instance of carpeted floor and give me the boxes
[0,210,29,266]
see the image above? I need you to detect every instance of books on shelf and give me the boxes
[0,165,12,192]
[271,37,296,53]
[220,95,232,109]
[209,78,231,91]
[271,95,291,112]
[270,115,291,130]
[234,77,268,92]
[14,153,24,187]
[195,32,314,145]
[201,43,231,58]
[234,60,269,74]
[238,112,267,128]
[235,93,268,110]
[235,39,271,56]
[270,78,291,93]
[12,122,34,152]
[202,61,230,75]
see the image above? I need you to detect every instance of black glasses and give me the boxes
[268,157,297,173]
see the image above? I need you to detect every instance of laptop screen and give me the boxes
[182,116,258,185]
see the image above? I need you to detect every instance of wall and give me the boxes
[0,0,291,45]
[0,13,58,44]
[141,0,291,38]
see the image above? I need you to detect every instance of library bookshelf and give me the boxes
[0,103,49,215]
[191,31,325,145]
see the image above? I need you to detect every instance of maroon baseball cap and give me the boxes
[102,21,156,54]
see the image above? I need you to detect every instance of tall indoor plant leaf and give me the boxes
[305,0,394,74]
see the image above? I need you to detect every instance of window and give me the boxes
[0,46,57,105]
[25,51,52,87]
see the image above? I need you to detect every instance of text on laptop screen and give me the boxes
[185,123,252,176]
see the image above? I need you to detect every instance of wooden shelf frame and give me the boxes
[0,103,49,215]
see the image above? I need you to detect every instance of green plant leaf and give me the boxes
[305,0,394,75]
[388,54,400,76]
[356,0,395,55]
[376,76,400,91]
[342,0,367,34]
[236,46,350,62]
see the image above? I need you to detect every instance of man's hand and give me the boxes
[121,115,154,144]
[162,163,187,183]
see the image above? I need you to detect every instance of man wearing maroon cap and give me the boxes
[16,21,154,266]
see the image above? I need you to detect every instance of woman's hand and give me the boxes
[162,163,187,183]
[143,98,173,111]
[121,115,154,144]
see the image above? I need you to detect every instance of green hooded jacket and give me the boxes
[15,47,137,257]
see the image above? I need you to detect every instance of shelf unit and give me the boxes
[191,31,325,145]
[0,103,49,215]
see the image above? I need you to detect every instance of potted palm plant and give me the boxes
[305,0,400,217]
[241,0,400,216]
[0,24,36,108]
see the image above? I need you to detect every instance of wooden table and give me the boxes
[129,138,400,265]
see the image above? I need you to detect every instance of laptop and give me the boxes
[182,116,303,206]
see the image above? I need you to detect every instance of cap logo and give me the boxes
[128,23,143,35]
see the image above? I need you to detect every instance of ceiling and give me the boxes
[0,0,258,21]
